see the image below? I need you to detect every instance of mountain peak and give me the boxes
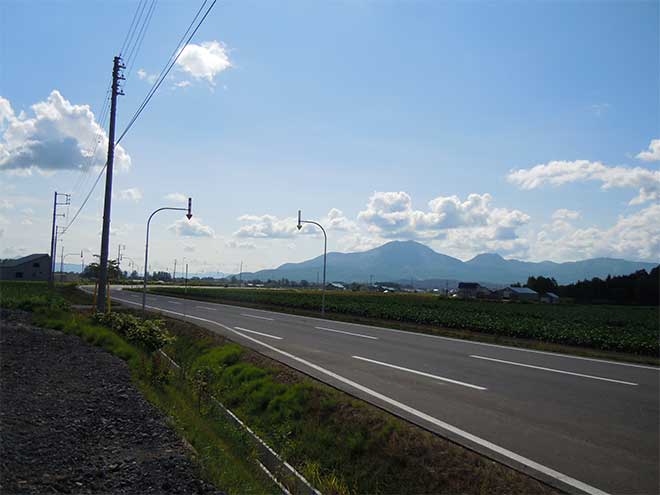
[468,253,505,264]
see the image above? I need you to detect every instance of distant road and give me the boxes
[105,287,659,495]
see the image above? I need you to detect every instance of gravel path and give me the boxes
[0,311,223,494]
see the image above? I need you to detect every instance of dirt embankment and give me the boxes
[0,310,222,494]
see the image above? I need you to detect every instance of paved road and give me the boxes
[107,288,659,495]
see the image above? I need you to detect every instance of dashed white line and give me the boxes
[196,306,217,311]
[315,326,378,340]
[168,301,181,305]
[107,295,610,495]
[470,355,638,386]
[234,326,282,340]
[353,355,487,391]
[241,313,274,321]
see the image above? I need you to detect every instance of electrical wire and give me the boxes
[117,0,216,144]
[124,0,158,81]
[61,0,216,235]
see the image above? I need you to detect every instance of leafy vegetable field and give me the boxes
[145,287,659,356]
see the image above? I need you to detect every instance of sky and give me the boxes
[1,0,658,276]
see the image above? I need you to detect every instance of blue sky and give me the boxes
[1,0,658,275]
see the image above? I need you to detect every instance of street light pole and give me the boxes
[142,198,193,313]
[297,209,327,315]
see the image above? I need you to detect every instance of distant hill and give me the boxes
[237,240,658,285]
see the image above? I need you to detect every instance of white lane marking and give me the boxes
[141,294,657,372]
[108,295,610,495]
[196,306,217,311]
[234,326,282,340]
[241,313,274,321]
[169,301,181,305]
[315,326,378,340]
[470,355,638,386]
[353,355,486,391]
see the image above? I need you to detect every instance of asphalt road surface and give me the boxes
[105,287,659,495]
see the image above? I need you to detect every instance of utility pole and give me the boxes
[117,244,125,270]
[97,56,125,312]
[239,261,243,286]
[173,258,177,281]
[48,192,70,288]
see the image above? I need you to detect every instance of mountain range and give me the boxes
[237,240,658,286]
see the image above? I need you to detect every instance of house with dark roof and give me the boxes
[0,254,51,281]
[456,282,491,299]
[496,286,539,302]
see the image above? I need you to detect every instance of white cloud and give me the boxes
[137,68,158,84]
[507,160,660,205]
[234,214,301,238]
[118,188,143,202]
[324,208,357,232]
[636,139,660,162]
[225,240,257,250]
[552,209,580,221]
[234,209,351,239]
[164,192,188,203]
[176,41,232,85]
[174,81,191,89]
[0,91,131,175]
[357,191,529,240]
[0,199,14,210]
[169,217,214,238]
[533,204,660,261]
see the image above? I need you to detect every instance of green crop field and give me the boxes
[143,287,660,356]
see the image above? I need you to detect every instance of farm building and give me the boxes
[0,254,51,281]
[456,282,491,299]
[497,286,539,302]
[540,292,560,304]
[327,282,346,290]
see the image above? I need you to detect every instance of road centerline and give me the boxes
[241,313,275,321]
[234,326,282,340]
[470,355,638,386]
[353,355,487,391]
[196,306,217,311]
[315,326,378,340]
[106,293,614,495]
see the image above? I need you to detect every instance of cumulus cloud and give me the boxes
[169,217,215,238]
[552,209,580,221]
[533,204,660,261]
[234,209,354,239]
[234,214,301,238]
[0,92,131,175]
[357,191,529,239]
[324,208,357,232]
[164,192,188,203]
[507,160,660,205]
[636,139,660,162]
[118,188,142,202]
[0,199,14,210]
[176,41,232,85]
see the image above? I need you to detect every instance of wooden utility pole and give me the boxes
[97,56,125,312]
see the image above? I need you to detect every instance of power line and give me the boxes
[120,0,147,59]
[117,0,216,144]
[60,163,107,236]
[124,0,158,80]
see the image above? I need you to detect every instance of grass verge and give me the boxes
[142,311,559,495]
[0,281,278,495]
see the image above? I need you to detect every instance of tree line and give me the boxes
[523,267,659,305]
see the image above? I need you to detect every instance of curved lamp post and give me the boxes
[142,198,192,313]
[60,250,83,282]
[297,209,327,315]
